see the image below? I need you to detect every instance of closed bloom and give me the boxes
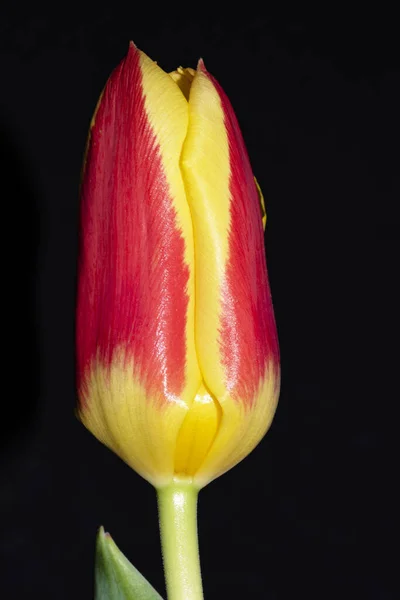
[76,43,280,489]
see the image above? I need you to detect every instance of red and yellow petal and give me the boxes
[180,61,280,486]
[77,44,280,488]
[76,44,201,486]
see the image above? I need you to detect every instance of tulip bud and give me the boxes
[76,42,280,489]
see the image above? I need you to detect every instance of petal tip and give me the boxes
[128,40,140,57]
[197,57,207,72]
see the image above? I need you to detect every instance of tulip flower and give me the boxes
[76,42,280,600]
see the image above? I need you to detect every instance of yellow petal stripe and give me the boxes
[180,63,231,403]
[139,49,201,405]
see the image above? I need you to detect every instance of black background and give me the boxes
[0,5,398,599]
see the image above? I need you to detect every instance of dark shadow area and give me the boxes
[0,120,40,460]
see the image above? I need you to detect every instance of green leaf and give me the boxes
[95,526,164,600]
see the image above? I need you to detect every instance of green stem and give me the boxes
[157,481,203,600]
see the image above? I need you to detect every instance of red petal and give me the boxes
[205,68,280,406]
[76,44,189,404]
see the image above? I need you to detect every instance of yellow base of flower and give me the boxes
[78,351,279,489]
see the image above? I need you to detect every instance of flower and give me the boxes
[76,42,280,489]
